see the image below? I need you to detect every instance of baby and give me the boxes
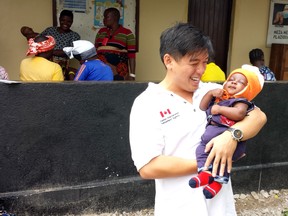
[189,64,264,199]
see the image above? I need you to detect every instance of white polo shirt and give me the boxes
[129,82,236,216]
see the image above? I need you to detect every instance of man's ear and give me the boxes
[163,54,174,70]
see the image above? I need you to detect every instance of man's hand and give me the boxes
[204,131,237,177]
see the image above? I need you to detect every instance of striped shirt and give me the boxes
[95,25,136,58]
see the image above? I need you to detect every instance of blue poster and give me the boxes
[94,0,124,27]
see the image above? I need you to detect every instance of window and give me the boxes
[63,0,87,12]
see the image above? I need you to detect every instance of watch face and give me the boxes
[233,129,243,139]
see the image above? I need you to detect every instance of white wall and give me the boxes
[0,0,272,81]
[0,0,52,80]
[229,0,271,73]
[56,0,137,42]
[136,0,188,82]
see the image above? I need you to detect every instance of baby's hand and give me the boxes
[211,88,224,98]
[211,104,220,115]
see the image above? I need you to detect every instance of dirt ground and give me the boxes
[234,189,288,216]
[80,189,288,216]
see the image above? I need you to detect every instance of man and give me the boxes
[20,35,64,81]
[129,23,266,215]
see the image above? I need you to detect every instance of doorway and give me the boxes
[188,0,233,74]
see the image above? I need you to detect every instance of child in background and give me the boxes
[249,48,276,81]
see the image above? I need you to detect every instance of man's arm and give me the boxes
[126,57,136,81]
[204,107,267,177]
[129,58,136,75]
[139,155,197,179]
[74,64,86,81]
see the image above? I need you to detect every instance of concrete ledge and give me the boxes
[0,177,155,215]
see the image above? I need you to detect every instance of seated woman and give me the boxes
[94,7,136,81]
[63,40,113,81]
[20,35,64,81]
[21,10,80,80]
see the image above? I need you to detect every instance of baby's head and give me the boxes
[224,64,264,101]
[21,26,33,34]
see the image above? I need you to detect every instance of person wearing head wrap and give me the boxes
[63,40,113,81]
[26,35,56,56]
[20,35,64,81]
[21,10,81,80]
[189,64,264,199]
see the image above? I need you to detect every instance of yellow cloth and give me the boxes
[201,62,226,82]
[20,56,64,81]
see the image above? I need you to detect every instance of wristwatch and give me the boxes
[226,128,243,142]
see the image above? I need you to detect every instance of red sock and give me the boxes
[189,172,214,188]
[203,181,222,199]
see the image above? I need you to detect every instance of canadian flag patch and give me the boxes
[160,109,171,118]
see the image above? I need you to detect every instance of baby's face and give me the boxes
[22,27,34,35]
[224,73,247,95]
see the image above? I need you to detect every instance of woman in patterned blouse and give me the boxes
[21,10,80,80]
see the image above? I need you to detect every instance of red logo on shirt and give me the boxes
[220,115,235,126]
[160,109,171,118]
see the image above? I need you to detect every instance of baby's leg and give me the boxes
[189,142,213,188]
[189,171,214,188]
[203,181,222,199]
[203,170,230,199]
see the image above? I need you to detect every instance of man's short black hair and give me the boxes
[159,22,212,64]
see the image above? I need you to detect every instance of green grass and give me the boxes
[282,209,288,216]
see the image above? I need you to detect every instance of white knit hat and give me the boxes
[63,40,97,61]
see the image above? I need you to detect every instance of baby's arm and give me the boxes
[200,88,224,111]
[211,102,248,121]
